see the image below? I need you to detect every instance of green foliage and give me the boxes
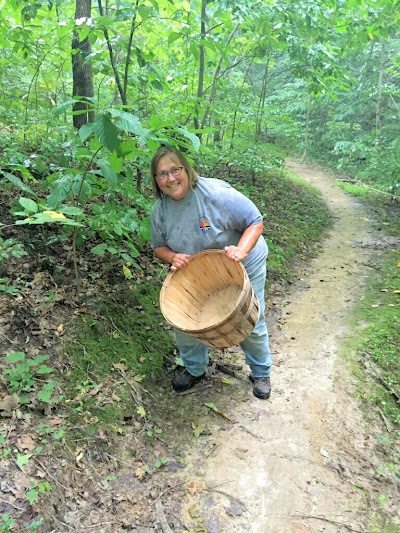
[0,237,27,262]
[0,515,15,533]
[65,280,175,383]
[2,352,62,406]
[26,481,52,505]
[354,252,400,427]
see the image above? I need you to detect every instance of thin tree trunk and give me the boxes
[123,0,140,104]
[201,24,239,130]
[230,57,254,150]
[194,0,206,131]
[375,40,386,146]
[72,0,95,129]
[97,0,127,106]
[300,95,311,163]
[255,51,272,139]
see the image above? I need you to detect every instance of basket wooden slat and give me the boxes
[160,249,260,348]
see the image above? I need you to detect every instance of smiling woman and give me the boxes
[150,146,273,400]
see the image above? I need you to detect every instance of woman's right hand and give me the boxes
[171,253,190,271]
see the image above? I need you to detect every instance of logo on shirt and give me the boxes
[199,217,210,233]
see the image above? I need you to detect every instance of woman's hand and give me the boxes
[224,222,264,262]
[171,253,190,271]
[224,245,247,262]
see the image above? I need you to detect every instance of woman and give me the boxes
[150,146,272,399]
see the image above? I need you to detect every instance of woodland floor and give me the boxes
[1,160,400,532]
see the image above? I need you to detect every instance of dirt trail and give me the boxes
[165,160,392,533]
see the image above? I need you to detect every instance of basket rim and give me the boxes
[159,249,250,333]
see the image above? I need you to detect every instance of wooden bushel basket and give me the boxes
[160,249,260,348]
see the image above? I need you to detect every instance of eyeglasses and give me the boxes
[155,166,184,181]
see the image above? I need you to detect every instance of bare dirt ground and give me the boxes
[1,160,399,532]
[144,159,399,533]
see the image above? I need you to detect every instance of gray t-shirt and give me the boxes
[151,177,268,275]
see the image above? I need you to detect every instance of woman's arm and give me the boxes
[225,221,264,262]
[154,246,190,270]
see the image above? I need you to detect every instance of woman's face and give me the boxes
[155,155,190,201]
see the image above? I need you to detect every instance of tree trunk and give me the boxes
[375,40,386,147]
[201,24,239,130]
[300,95,311,163]
[194,0,206,131]
[72,0,95,129]
[97,0,127,106]
[255,50,272,139]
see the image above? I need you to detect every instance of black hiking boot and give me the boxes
[249,375,271,399]
[172,368,206,392]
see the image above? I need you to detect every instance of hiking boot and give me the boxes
[172,368,206,392]
[249,375,271,399]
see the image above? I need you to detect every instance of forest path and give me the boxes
[165,159,389,533]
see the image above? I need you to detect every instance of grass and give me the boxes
[345,249,400,428]
[336,188,400,531]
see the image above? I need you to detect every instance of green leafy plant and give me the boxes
[26,481,52,505]
[0,237,27,261]
[0,514,15,532]
[3,352,62,405]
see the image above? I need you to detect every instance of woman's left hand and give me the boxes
[224,245,247,262]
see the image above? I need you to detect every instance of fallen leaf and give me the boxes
[186,480,205,495]
[75,450,84,468]
[135,467,147,480]
[191,423,205,438]
[0,394,20,413]
[204,402,231,421]
[113,363,127,371]
[16,435,36,452]
[48,417,65,426]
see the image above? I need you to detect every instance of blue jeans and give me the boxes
[174,261,272,378]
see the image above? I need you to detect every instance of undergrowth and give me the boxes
[337,186,400,529]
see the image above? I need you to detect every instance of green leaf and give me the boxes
[36,365,53,375]
[19,197,38,213]
[91,243,107,255]
[151,79,164,92]
[57,205,83,216]
[167,31,182,44]
[52,99,76,116]
[16,453,32,467]
[26,488,39,504]
[99,162,118,186]
[111,110,151,144]
[178,126,200,151]
[94,113,120,152]
[1,171,36,195]
[5,352,25,363]
[204,402,220,413]
[79,122,96,142]
[109,153,124,173]
[136,405,146,418]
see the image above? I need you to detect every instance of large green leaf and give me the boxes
[1,171,36,195]
[111,110,151,145]
[178,126,200,151]
[79,123,96,142]
[94,114,120,152]
[19,197,38,213]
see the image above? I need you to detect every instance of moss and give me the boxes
[65,279,175,384]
